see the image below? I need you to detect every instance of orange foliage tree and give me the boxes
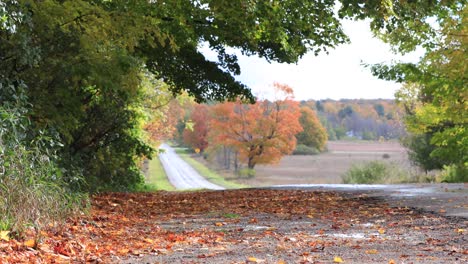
[209,83,302,170]
[183,104,210,152]
[145,99,183,144]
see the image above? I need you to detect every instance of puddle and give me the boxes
[244,225,271,231]
[311,232,367,239]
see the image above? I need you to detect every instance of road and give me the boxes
[159,144,224,190]
[271,183,468,218]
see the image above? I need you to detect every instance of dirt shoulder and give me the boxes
[3,188,466,264]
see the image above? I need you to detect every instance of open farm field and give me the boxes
[237,141,414,186]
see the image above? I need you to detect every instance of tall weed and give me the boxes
[0,104,87,235]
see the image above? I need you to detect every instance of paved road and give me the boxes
[159,144,224,190]
[271,183,468,218]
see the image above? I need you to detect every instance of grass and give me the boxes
[223,213,240,219]
[140,158,175,191]
[175,148,248,189]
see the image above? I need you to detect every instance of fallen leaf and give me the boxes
[439,209,446,213]
[365,249,378,254]
[456,228,464,234]
[389,259,396,264]
[247,256,265,263]
[378,228,386,234]
[0,231,9,241]
[215,222,224,227]
[24,239,36,248]
[334,256,344,263]
[119,248,130,254]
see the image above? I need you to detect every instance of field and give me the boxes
[236,141,414,186]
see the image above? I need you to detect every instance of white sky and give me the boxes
[201,20,423,101]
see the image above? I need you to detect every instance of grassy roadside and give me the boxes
[141,157,175,191]
[174,148,248,189]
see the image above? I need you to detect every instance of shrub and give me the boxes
[237,168,256,178]
[439,164,468,183]
[292,144,320,155]
[342,161,413,184]
[0,105,86,235]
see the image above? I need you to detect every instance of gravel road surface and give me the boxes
[159,144,224,190]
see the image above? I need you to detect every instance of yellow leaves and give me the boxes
[0,231,10,241]
[333,256,344,263]
[119,248,130,254]
[389,259,396,264]
[24,239,36,248]
[456,228,465,234]
[247,256,265,263]
[365,249,379,254]
[378,228,386,235]
[214,222,224,227]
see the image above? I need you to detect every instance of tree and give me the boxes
[374,104,385,117]
[296,107,328,151]
[183,104,210,152]
[401,133,444,173]
[1,0,463,190]
[209,83,302,170]
[371,4,467,179]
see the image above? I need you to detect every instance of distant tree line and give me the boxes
[300,99,406,141]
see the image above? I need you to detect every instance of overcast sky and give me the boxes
[202,20,423,101]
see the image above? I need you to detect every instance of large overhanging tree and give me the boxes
[1,0,463,190]
[370,3,467,180]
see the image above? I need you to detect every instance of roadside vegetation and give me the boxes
[139,158,175,192]
[0,105,86,235]
[341,161,417,184]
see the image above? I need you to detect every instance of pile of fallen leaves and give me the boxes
[0,189,466,263]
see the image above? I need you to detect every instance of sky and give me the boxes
[201,20,423,101]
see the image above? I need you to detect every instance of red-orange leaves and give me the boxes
[209,83,302,169]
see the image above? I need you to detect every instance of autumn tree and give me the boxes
[183,104,210,153]
[1,0,463,191]
[209,83,302,171]
[296,107,328,151]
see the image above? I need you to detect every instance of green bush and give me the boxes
[292,144,320,155]
[237,168,256,178]
[0,105,86,235]
[342,161,413,184]
[439,164,468,183]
